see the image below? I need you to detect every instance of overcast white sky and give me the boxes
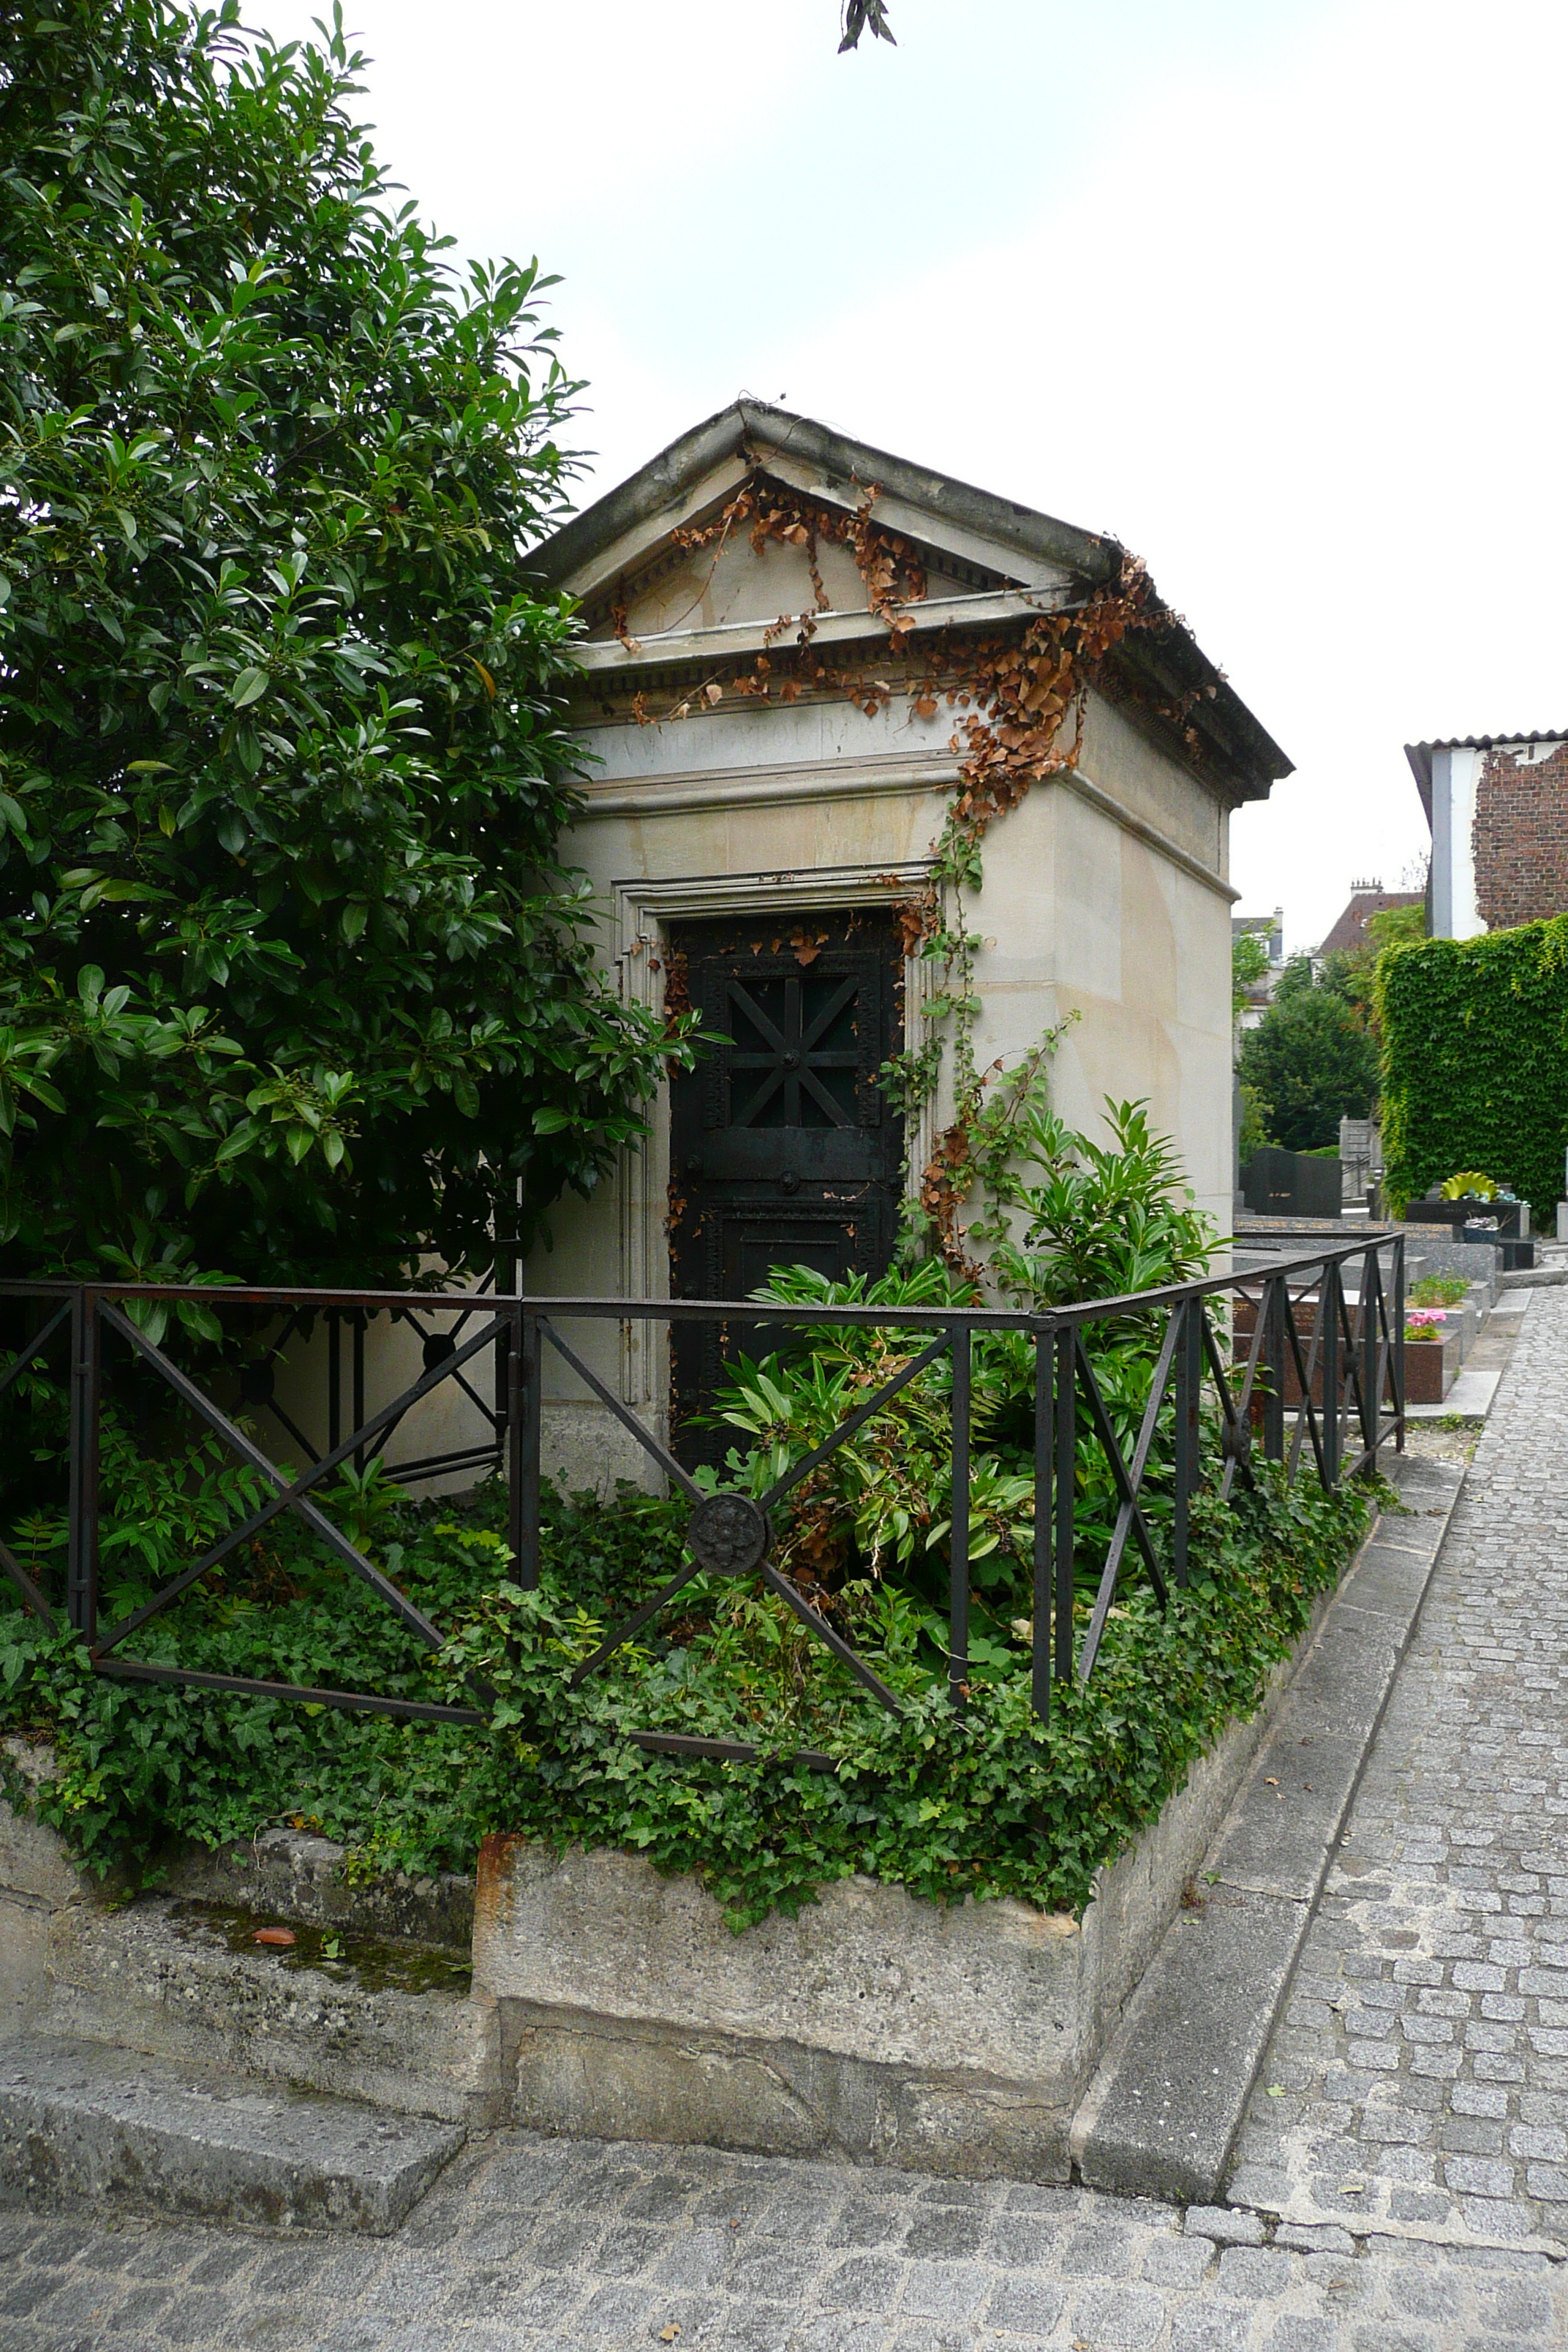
[260,0,1568,951]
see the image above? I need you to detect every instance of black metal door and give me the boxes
[667,909,905,1460]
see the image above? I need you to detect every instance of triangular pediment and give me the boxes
[533,402,1099,645]
[531,402,1292,798]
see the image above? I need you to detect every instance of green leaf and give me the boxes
[214,1119,262,1165]
[0,4,664,1297]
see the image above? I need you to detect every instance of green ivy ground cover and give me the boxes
[1377,917,1568,1221]
[0,1455,1371,1932]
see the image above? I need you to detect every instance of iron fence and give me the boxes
[0,1227,1403,1756]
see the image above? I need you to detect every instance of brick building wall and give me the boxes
[1472,739,1568,930]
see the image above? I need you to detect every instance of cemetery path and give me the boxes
[1,2136,1561,2352]
[1229,1281,1568,2261]
[3,1295,1566,2350]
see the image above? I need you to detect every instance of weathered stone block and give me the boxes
[1,1739,93,2036]
[44,1898,497,2126]
[1,1740,83,1909]
[471,1609,1321,2178]
[164,1825,474,1953]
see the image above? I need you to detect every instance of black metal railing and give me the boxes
[0,1227,1403,1755]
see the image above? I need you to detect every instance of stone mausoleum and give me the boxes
[508,402,1289,1485]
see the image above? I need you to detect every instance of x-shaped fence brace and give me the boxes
[0,1235,1403,1757]
[0,1285,514,1725]
[238,1291,508,1489]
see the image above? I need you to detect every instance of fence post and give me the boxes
[949,1322,970,1709]
[1322,1259,1341,1486]
[1263,1275,1286,1460]
[1392,1232,1406,1452]
[1055,1324,1075,1684]
[1172,1300,1201,1587]
[507,1300,526,1580]
[1359,1243,1379,1458]
[67,1287,100,1646]
[352,1308,366,1471]
[516,1305,542,1591]
[1032,1324,1051,1725]
[494,1229,516,1479]
[328,1311,342,1455]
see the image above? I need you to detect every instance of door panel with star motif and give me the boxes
[667,911,905,1463]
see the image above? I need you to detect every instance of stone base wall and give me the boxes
[3,1580,1343,2182]
[471,1588,1333,2180]
[0,1738,107,2040]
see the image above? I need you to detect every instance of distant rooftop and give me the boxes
[1317,886,1422,959]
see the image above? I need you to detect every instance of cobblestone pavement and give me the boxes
[4,1294,1566,2349]
[3,2137,1566,2352]
[1229,1285,1568,2256]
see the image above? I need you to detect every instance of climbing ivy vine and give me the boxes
[1376,917,1568,1221]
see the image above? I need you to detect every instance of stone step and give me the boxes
[0,2034,464,2234]
[42,1892,497,2128]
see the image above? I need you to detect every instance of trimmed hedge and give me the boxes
[1376,918,1568,1220]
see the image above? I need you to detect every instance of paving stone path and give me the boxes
[1,2142,1564,2352]
[1228,1285,1568,2257]
[2,1292,1564,2351]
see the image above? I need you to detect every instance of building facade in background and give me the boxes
[1406,733,1568,938]
[1231,905,1284,1030]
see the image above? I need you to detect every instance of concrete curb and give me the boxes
[1070,1450,1467,2205]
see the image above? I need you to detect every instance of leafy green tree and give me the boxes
[1365,901,1427,956]
[1237,960,1381,1152]
[1237,1080,1270,1161]
[1312,901,1428,1041]
[1231,927,1270,1022]
[0,1,687,1306]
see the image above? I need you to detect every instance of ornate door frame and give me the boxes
[611,860,938,1409]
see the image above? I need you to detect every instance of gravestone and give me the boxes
[1240,1147,1343,1220]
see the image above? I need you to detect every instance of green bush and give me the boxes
[1409,1274,1470,1308]
[0,1090,1373,1930]
[1,1462,1371,1930]
[1376,919,1568,1221]
[0,2,688,1291]
[1237,965,1381,1151]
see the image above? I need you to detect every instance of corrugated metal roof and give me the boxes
[1404,733,1568,823]
[1411,732,1568,751]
